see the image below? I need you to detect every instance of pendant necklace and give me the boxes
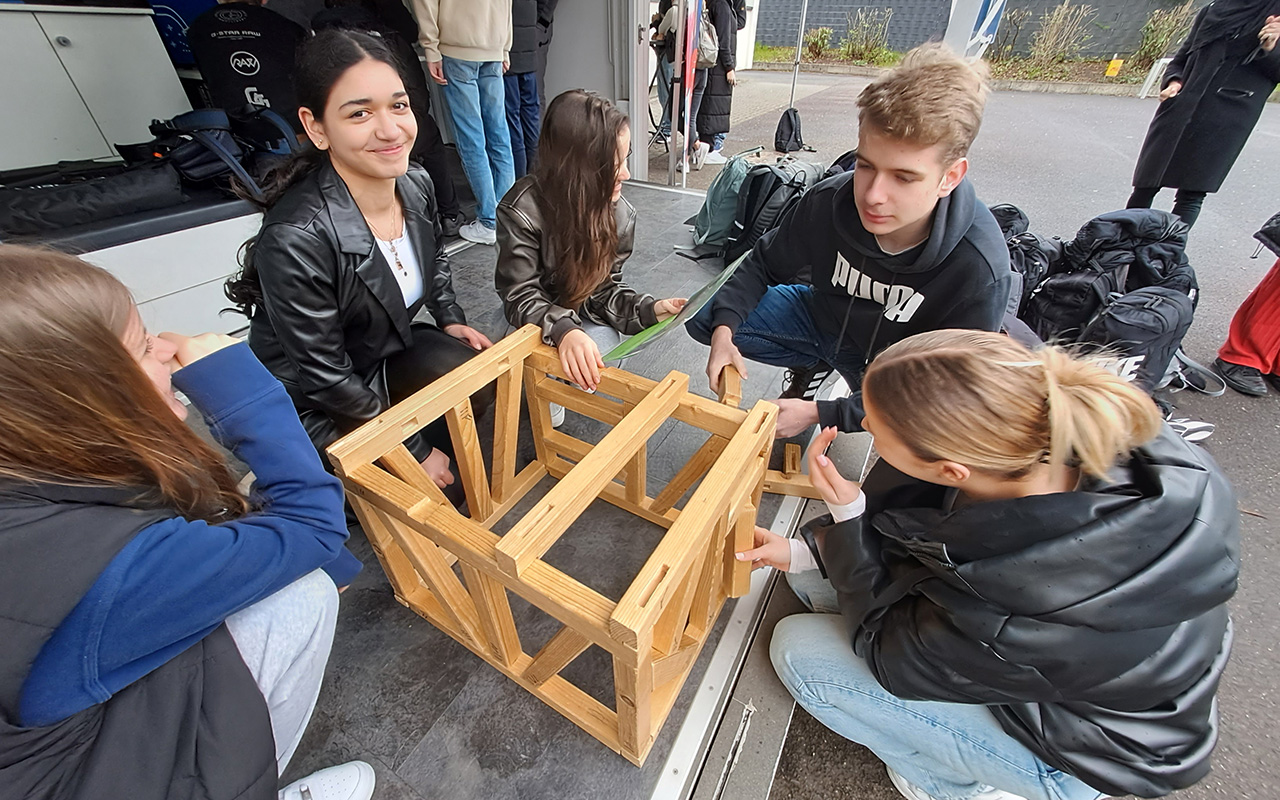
[369,201,409,278]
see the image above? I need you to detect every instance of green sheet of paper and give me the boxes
[603,251,749,362]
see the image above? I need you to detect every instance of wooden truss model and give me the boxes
[327,325,817,765]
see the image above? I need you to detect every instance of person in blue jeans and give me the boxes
[687,45,1011,440]
[413,0,515,245]
[505,0,541,176]
[738,330,1238,800]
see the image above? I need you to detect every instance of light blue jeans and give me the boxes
[772,570,1104,800]
[441,56,515,229]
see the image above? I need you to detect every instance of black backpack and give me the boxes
[1007,231,1062,312]
[989,203,1030,238]
[1023,261,1128,342]
[774,108,804,153]
[723,157,822,264]
[1080,286,1194,392]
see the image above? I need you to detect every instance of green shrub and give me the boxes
[1132,1,1196,69]
[803,26,834,60]
[1029,1,1095,66]
[839,8,895,64]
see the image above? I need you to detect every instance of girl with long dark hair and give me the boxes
[741,329,1238,800]
[495,90,686,422]
[0,245,373,800]
[226,29,491,490]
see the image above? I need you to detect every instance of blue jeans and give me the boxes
[773,571,1103,800]
[441,56,515,229]
[656,55,673,136]
[503,72,541,177]
[701,132,726,151]
[685,284,866,386]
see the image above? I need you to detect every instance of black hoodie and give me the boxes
[709,170,1012,431]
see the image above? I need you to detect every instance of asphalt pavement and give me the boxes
[642,70,1280,800]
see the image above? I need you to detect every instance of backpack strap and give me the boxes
[1165,349,1227,396]
[250,108,301,154]
[188,129,264,203]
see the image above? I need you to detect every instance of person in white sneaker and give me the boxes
[739,330,1237,800]
[496,90,686,425]
[695,0,740,166]
[0,245,372,800]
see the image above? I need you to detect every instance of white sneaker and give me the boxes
[458,220,496,245]
[549,402,565,428]
[886,766,1029,800]
[703,148,728,165]
[279,761,376,800]
[690,141,710,170]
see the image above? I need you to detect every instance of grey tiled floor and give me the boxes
[284,182,793,799]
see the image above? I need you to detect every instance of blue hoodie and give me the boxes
[18,343,350,727]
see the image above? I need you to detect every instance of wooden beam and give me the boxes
[378,444,450,505]
[533,373,629,425]
[626,445,647,506]
[491,364,524,503]
[446,397,494,520]
[783,443,802,475]
[730,500,756,598]
[651,635,699,690]
[523,363,553,466]
[610,401,777,648]
[480,461,547,528]
[650,434,726,515]
[614,649,654,762]
[717,364,742,408]
[542,455,678,530]
[461,563,522,667]
[328,325,540,471]
[764,469,821,499]
[495,372,688,578]
[652,543,705,656]
[524,625,592,687]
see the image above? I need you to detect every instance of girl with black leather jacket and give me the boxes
[740,329,1238,800]
[494,90,685,401]
[226,29,492,491]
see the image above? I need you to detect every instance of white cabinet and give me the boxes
[0,5,192,172]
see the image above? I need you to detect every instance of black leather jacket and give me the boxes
[247,162,465,454]
[495,175,657,345]
[807,426,1239,798]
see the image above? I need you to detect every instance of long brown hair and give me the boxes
[863,330,1162,480]
[532,89,629,308]
[0,245,248,522]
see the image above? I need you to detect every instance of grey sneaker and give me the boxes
[886,766,1029,800]
[458,220,496,245]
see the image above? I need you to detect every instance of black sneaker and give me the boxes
[779,361,833,401]
[440,212,464,238]
[1268,373,1280,393]
[1213,357,1267,397]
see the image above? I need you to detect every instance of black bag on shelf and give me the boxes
[0,163,186,238]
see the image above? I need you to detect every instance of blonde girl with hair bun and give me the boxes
[740,329,1238,800]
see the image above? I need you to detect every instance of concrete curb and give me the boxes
[749,61,1280,101]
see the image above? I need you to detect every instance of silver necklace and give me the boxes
[368,202,409,278]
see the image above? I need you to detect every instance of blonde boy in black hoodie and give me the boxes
[686,44,1012,436]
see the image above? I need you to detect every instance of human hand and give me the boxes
[443,323,493,350]
[774,398,820,438]
[726,69,737,85]
[428,60,447,85]
[707,326,747,393]
[735,526,791,571]
[503,59,510,73]
[1260,16,1280,52]
[654,297,687,320]
[1159,80,1182,101]
[157,332,240,370]
[807,426,862,506]
[420,447,455,489]
[558,328,605,391]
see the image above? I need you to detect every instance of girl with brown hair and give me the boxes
[495,89,686,423]
[0,245,374,800]
[740,330,1238,800]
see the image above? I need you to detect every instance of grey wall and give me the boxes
[755,0,1210,59]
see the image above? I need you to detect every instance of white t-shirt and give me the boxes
[375,233,424,307]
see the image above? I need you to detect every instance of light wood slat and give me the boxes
[445,397,494,520]
[717,364,742,408]
[626,445,647,505]
[328,325,540,470]
[651,635,699,690]
[346,494,427,606]
[378,444,449,504]
[614,649,654,762]
[609,401,776,648]
[494,372,687,578]
[480,461,547,528]
[649,434,726,515]
[461,563,522,667]
[784,442,802,475]
[532,373,630,425]
[491,365,524,503]
[652,541,706,656]
[764,468,822,499]
[523,364,553,466]
[730,500,756,598]
[524,625,592,687]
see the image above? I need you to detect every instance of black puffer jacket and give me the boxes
[1256,210,1280,256]
[1062,208,1199,302]
[696,0,736,138]
[810,426,1239,797]
[509,0,539,75]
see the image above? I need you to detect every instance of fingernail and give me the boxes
[817,455,829,466]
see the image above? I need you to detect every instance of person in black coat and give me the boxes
[312,0,468,236]
[1128,1,1280,229]
[226,29,493,491]
[741,329,1238,800]
[697,0,739,164]
[506,0,542,176]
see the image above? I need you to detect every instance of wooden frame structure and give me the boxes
[327,324,815,765]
